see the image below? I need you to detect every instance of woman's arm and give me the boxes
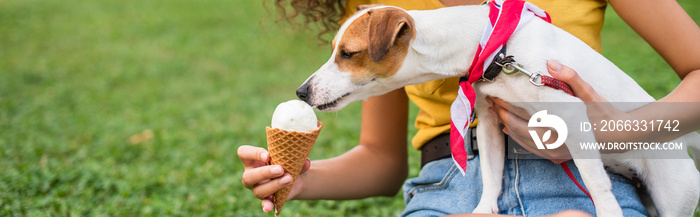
[576,0,700,142]
[295,88,410,199]
[607,0,700,142]
[241,88,410,213]
[610,0,700,80]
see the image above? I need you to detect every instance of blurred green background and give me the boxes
[0,0,698,216]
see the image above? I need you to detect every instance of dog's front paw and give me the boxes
[472,201,498,214]
[595,205,624,217]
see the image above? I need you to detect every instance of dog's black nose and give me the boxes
[296,83,310,102]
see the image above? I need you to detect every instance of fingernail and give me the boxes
[270,166,283,175]
[547,60,562,72]
[260,152,268,161]
[279,174,293,185]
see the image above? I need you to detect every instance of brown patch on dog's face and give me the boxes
[298,7,416,111]
[333,7,415,85]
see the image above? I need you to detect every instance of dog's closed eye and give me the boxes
[340,50,360,59]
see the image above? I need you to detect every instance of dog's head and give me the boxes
[297,6,416,111]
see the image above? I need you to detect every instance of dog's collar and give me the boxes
[481,45,508,82]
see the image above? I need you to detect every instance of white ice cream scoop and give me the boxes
[271,100,318,132]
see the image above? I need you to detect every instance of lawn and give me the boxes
[0,0,698,216]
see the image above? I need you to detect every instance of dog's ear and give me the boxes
[356,4,384,12]
[367,8,415,63]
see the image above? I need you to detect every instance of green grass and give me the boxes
[0,0,698,216]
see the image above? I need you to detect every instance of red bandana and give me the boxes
[449,0,551,174]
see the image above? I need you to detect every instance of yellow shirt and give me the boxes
[343,0,607,149]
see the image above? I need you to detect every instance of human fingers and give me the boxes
[488,97,530,120]
[547,60,605,102]
[238,145,270,169]
[491,107,563,161]
[489,102,528,131]
[511,129,571,163]
[251,173,294,199]
[488,96,571,162]
[493,106,572,162]
[262,196,274,213]
[300,158,311,174]
[242,165,285,189]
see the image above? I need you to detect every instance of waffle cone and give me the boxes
[266,121,323,216]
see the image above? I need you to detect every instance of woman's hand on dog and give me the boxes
[546,61,638,145]
[489,60,632,163]
[488,96,572,164]
[238,145,309,213]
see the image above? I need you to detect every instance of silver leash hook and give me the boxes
[492,54,544,86]
[511,63,544,86]
[529,72,544,86]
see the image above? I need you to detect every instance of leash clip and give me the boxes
[495,56,544,86]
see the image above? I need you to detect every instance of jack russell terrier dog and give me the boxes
[295,4,700,217]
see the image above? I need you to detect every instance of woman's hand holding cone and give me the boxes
[238,145,311,213]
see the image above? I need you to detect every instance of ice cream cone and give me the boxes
[266,121,323,216]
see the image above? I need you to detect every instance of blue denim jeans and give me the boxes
[400,155,649,216]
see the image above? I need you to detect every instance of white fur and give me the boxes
[303,5,700,216]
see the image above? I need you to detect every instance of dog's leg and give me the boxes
[528,93,623,216]
[567,131,623,216]
[559,113,623,216]
[472,100,506,214]
[642,158,700,216]
[570,158,623,216]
